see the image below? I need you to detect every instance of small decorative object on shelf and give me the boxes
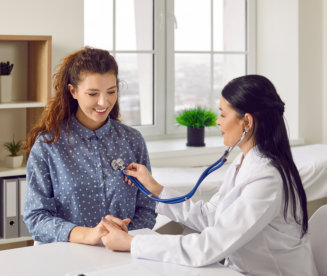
[175,106,218,147]
[3,136,24,168]
[0,61,14,103]
[0,61,14,75]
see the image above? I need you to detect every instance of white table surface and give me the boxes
[0,241,243,276]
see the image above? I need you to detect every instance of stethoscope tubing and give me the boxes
[121,150,228,204]
[121,129,247,204]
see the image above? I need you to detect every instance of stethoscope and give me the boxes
[111,129,247,204]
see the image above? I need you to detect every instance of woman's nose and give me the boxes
[97,94,107,106]
[216,117,220,126]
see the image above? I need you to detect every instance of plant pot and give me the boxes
[5,155,24,168]
[0,75,13,103]
[187,127,205,147]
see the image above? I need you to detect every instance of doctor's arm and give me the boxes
[129,173,283,267]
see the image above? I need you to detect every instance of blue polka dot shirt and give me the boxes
[24,115,157,243]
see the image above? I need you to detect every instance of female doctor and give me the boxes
[100,75,318,276]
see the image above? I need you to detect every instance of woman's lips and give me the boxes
[94,108,108,114]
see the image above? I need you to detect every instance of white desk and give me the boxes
[0,241,242,276]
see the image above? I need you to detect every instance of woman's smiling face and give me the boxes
[69,71,118,130]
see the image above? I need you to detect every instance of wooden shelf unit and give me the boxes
[0,35,51,249]
[0,35,52,133]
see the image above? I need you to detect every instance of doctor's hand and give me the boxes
[124,163,163,197]
[69,215,130,245]
[101,217,133,251]
[103,214,131,233]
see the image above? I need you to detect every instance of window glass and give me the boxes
[116,0,153,51]
[214,0,246,51]
[213,54,246,106]
[175,54,211,112]
[116,53,154,126]
[84,0,251,135]
[174,0,211,51]
[84,0,113,50]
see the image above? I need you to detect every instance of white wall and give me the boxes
[298,0,323,144]
[0,0,84,77]
[257,0,326,144]
[257,0,300,140]
[323,0,327,144]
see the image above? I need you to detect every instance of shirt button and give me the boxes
[94,146,97,149]
[100,183,104,187]
[97,164,101,168]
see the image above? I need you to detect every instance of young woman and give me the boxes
[100,75,318,275]
[23,47,156,245]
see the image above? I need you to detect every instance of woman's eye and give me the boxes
[88,93,97,96]
[107,91,116,95]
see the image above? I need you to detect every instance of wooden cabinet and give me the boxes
[0,35,51,249]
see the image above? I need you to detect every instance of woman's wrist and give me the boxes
[69,226,98,245]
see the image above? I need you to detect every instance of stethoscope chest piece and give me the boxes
[111,158,125,171]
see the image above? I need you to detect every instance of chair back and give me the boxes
[309,205,327,276]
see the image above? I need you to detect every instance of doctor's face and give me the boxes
[217,96,245,147]
[69,71,118,130]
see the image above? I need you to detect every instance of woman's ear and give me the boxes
[243,113,253,131]
[68,84,77,99]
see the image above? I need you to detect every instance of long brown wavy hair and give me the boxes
[23,47,120,154]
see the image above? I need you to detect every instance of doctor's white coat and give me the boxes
[131,148,318,276]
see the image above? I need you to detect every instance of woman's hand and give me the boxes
[124,163,163,197]
[101,217,133,251]
[68,215,131,245]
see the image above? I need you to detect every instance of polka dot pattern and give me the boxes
[24,116,157,243]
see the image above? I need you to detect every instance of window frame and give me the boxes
[84,0,256,138]
[164,0,257,137]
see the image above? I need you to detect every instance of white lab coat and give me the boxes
[131,147,318,276]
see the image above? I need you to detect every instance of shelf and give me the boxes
[0,236,33,250]
[0,236,32,245]
[0,165,26,178]
[0,101,46,109]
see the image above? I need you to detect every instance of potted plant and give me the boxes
[0,61,14,103]
[175,106,217,147]
[3,136,23,168]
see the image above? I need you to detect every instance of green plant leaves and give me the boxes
[3,137,22,156]
[175,106,217,128]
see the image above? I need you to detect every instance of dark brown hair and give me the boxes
[222,74,308,237]
[23,47,120,153]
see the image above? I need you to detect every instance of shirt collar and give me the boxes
[70,115,111,139]
[233,146,260,167]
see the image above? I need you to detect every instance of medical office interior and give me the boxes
[0,0,326,266]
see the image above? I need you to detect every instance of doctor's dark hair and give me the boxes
[221,74,308,237]
[23,46,120,154]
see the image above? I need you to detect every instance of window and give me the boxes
[84,0,255,137]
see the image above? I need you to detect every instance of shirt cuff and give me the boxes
[58,221,77,242]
